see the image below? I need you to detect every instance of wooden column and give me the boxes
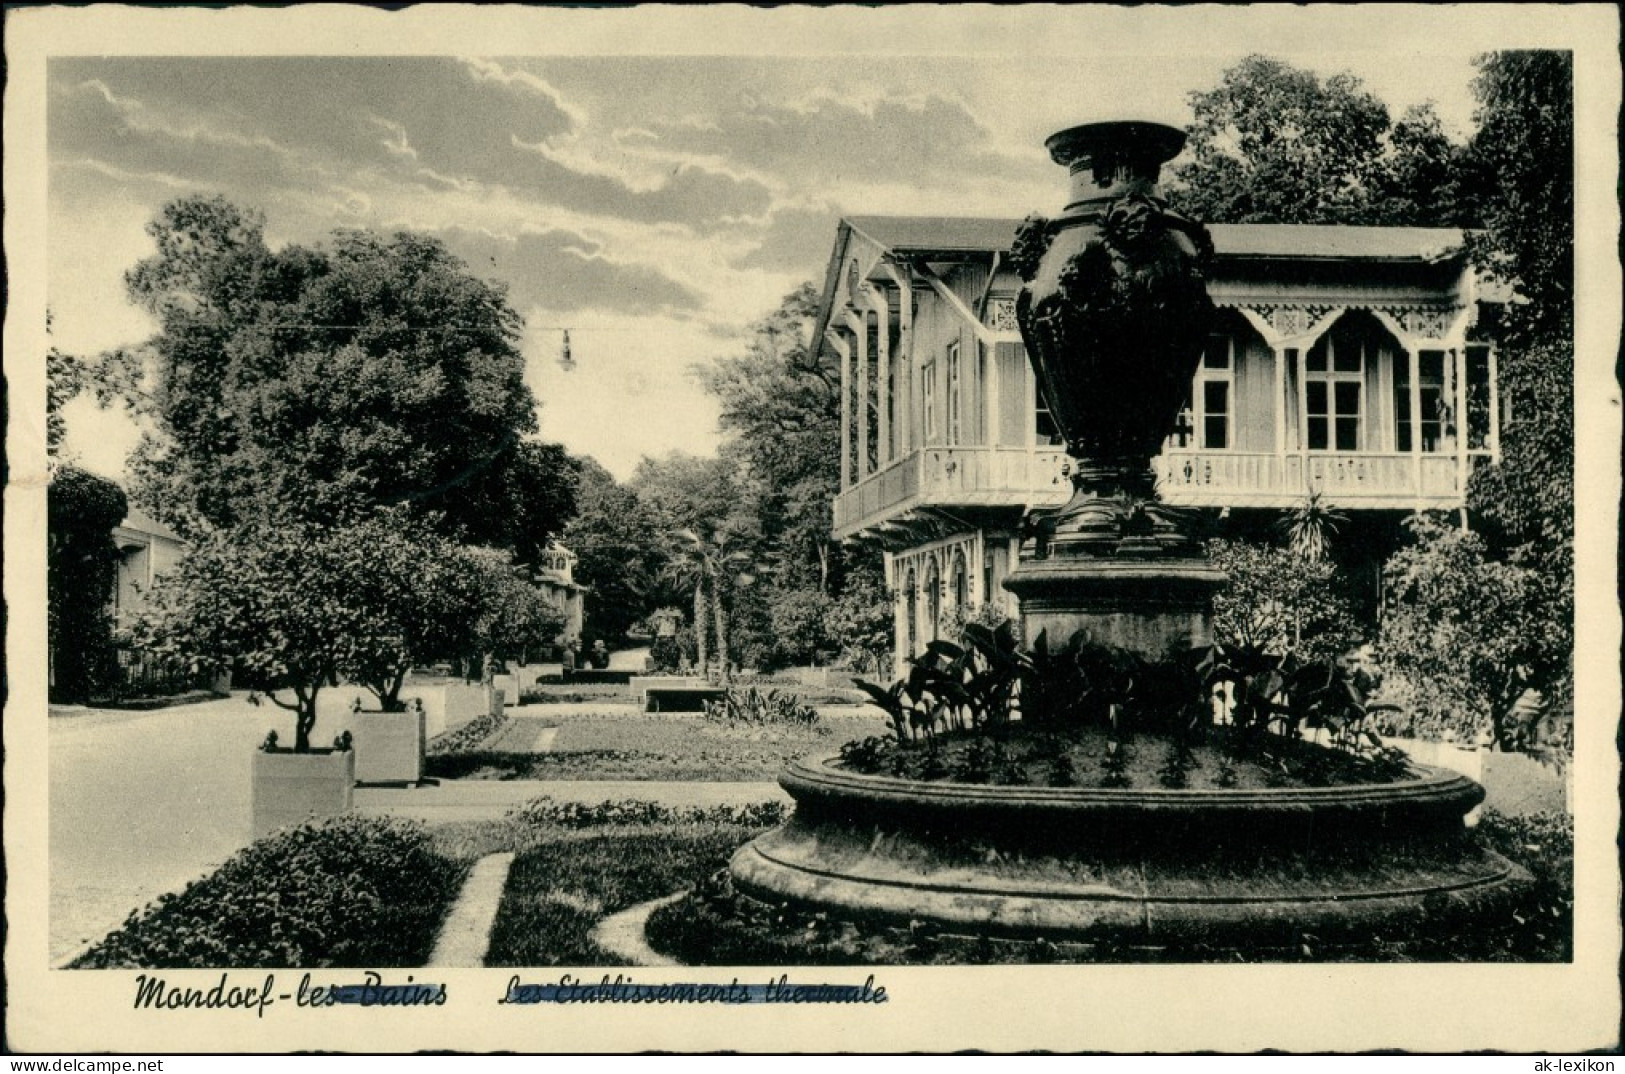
[866,285,892,465]
[1454,342,1469,527]
[1408,339,1423,502]
[885,262,914,453]
[845,309,870,481]
[1487,345,1501,464]
[828,328,852,490]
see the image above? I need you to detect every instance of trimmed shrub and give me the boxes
[507,797,788,831]
[70,816,467,969]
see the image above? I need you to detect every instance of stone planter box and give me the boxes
[352,708,426,785]
[252,747,355,839]
[402,682,490,738]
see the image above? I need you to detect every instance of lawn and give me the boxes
[424,711,890,782]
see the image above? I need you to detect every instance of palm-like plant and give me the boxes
[1280,489,1348,563]
[667,525,755,683]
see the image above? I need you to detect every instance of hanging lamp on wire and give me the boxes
[558,328,576,372]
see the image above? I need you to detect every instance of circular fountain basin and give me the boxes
[729,752,1530,950]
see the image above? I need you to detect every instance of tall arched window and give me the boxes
[904,568,918,659]
[952,549,969,611]
[925,559,941,642]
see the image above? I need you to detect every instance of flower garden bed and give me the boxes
[423,712,889,782]
[68,816,469,969]
[832,724,1417,791]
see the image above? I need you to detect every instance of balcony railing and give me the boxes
[1155,449,1484,509]
[834,447,1070,537]
[834,445,1483,538]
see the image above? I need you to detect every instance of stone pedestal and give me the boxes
[1003,556,1225,659]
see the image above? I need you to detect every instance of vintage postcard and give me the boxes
[5,3,1621,1055]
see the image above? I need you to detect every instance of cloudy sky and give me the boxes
[41,7,1512,481]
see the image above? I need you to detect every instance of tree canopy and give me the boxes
[689,285,892,671]
[1169,55,1478,227]
[111,195,570,557]
[560,457,665,646]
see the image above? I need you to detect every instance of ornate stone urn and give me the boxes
[1004,120,1225,657]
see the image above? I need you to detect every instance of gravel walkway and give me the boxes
[590,893,686,967]
[427,852,515,967]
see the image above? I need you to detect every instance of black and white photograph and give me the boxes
[5,3,1620,1056]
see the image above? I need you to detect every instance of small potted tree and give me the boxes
[335,511,483,784]
[137,517,414,836]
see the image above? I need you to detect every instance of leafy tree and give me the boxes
[133,518,427,750]
[326,511,486,711]
[1206,538,1365,662]
[766,586,837,666]
[1170,55,1476,227]
[48,467,128,703]
[462,547,568,672]
[561,457,664,645]
[111,195,554,551]
[1379,516,1565,749]
[1369,103,1482,228]
[47,312,87,459]
[1458,51,1574,727]
[823,559,894,674]
[630,452,745,539]
[692,283,841,590]
[690,285,895,672]
[1464,51,1573,343]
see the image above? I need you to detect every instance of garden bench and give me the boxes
[643,685,726,713]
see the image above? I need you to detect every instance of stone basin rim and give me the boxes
[782,753,1484,812]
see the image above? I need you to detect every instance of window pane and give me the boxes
[1306,381,1327,415]
[1420,386,1445,422]
[1420,351,1445,382]
[1333,343,1362,373]
[1307,416,1328,450]
[1467,345,1492,449]
[1204,336,1230,369]
[1036,404,1059,443]
[1203,380,1229,415]
[1204,416,1228,449]
[1396,421,1413,453]
[1334,381,1361,417]
[1306,344,1328,372]
[1335,417,1359,451]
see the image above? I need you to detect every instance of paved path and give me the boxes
[47,687,800,961]
[48,688,377,963]
[427,852,515,967]
[591,893,685,967]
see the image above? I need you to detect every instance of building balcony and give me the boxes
[833,445,1484,539]
[1155,448,1488,509]
[833,447,1070,539]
